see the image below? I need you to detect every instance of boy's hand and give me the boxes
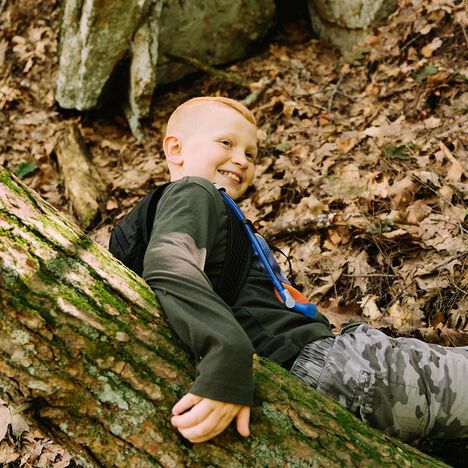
[171,393,250,443]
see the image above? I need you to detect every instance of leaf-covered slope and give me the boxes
[0,0,466,464]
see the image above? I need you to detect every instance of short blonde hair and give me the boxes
[166,96,256,135]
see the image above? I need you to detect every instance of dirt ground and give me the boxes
[1,0,467,466]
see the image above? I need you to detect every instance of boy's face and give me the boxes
[165,103,257,200]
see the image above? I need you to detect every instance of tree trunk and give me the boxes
[0,167,446,467]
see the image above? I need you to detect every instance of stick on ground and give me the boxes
[166,52,249,88]
[54,124,105,230]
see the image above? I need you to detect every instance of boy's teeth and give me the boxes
[219,170,240,182]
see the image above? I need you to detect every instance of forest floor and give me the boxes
[1,0,467,466]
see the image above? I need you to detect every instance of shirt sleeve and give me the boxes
[142,177,255,406]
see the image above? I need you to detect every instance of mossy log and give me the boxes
[0,167,446,467]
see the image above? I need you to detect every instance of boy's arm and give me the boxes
[142,178,255,408]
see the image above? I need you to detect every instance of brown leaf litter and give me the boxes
[1,0,467,464]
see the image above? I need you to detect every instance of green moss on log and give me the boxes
[1,166,450,466]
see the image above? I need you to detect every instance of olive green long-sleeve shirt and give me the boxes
[143,177,333,406]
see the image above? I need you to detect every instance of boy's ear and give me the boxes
[163,135,183,166]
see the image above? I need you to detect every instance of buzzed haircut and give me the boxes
[166,96,256,136]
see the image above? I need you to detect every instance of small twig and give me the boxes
[433,114,468,138]
[310,102,329,112]
[11,402,33,415]
[411,173,465,212]
[283,83,330,113]
[410,87,425,116]
[296,87,332,98]
[369,231,400,279]
[425,251,468,274]
[0,62,12,88]
[165,53,249,88]
[264,213,365,241]
[328,76,344,114]
[380,83,417,99]
[343,274,399,278]
[440,219,468,235]
[242,78,274,108]
[336,90,359,101]
[450,281,468,296]
[460,22,468,48]
[400,33,422,52]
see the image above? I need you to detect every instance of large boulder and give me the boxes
[307,0,398,51]
[56,0,155,111]
[156,0,276,86]
[55,0,275,135]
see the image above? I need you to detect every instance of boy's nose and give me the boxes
[232,152,249,169]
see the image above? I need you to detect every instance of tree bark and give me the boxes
[0,167,446,467]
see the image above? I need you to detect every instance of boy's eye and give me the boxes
[220,140,232,147]
[246,152,256,162]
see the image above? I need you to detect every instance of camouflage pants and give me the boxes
[290,324,468,442]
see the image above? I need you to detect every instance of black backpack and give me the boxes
[109,183,252,306]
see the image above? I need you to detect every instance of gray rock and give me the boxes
[55,0,275,134]
[307,0,397,51]
[156,0,276,86]
[125,1,164,139]
[56,0,153,110]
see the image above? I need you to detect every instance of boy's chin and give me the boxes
[222,186,246,200]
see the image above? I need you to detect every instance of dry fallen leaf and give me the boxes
[11,412,29,438]
[421,327,468,347]
[420,37,443,57]
[363,116,405,139]
[336,131,360,153]
[0,404,11,441]
[388,176,418,209]
[309,268,344,303]
[438,142,465,182]
[423,116,441,129]
[347,250,375,293]
[359,294,382,321]
[405,200,432,224]
[2,0,467,462]
[0,441,20,464]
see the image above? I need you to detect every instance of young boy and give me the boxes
[142,96,468,444]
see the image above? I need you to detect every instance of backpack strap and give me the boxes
[109,182,172,276]
[109,182,252,306]
[144,183,172,244]
[215,196,252,305]
[218,189,317,318]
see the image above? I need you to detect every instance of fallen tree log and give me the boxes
[0,166,445,467]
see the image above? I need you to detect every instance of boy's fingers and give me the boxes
[172,393,202,416]
[179,410,234,443]
[236,406,251,437]
[172,398,248,442]
[171,399,214,429]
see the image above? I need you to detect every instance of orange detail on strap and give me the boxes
[275,282,309,304]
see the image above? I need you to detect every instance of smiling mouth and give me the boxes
[218,170,242,184]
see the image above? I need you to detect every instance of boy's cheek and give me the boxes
[246,170,255,187]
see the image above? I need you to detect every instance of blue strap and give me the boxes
[218,189,316,318]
